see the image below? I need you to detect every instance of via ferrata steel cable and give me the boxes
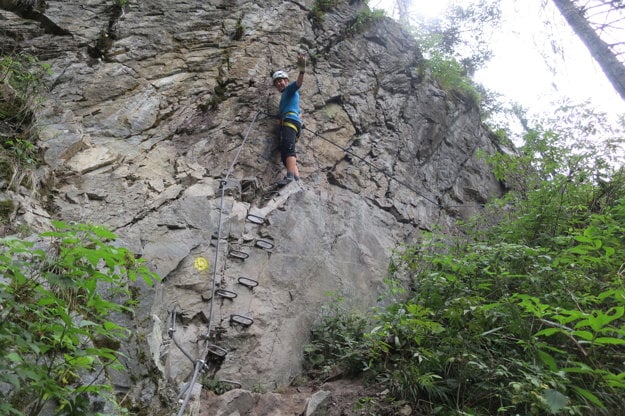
[176,111,260,416]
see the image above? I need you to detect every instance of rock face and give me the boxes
[2,0,506,414]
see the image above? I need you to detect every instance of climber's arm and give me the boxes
[296,54,305,88]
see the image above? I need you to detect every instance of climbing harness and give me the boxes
[282,120,300,135]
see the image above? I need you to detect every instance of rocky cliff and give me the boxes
[2,0,505,414]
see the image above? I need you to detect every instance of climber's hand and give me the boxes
[297,54,306,73]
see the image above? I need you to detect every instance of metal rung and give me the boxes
[238,276,258,288]
[255,239,274,250]
[216,289,237,299]
[230,314,254,327]
[206,343,228,358]
[228,249,249,260]
[246,214,265,224]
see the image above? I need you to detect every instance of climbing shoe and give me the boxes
[275,176,293,187]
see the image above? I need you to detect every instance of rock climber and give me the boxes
[272,53,306,186]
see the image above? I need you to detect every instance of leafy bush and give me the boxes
[426,50,481,103]
[303,293,369,379]
[413,32,482,104]
[309,0,338,26]
[0,53,50,197]
[0,53,50,123]
[0,220,158,416]
[347,8,386,35]
[304,105,625,415]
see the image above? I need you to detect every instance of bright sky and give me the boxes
[370,0,625,117]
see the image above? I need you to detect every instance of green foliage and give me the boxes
[251,382,265,394]
[309,0,338,26]
[304,106,625,415]
[414,33,482,104]
[233,14,245,41]
[0,54,51,103]
[347,8,385,35]
[427,51,481,102]
[314,0,337,13]
[2,137,37,167]
[201,378,237,395]
[303,293,369,379]
[0,199,15,224]
[0,53,49,196]
[484,102,625,246]
[0,220,159,416]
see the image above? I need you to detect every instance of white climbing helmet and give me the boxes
[272,70,288,83]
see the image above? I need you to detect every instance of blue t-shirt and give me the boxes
[279,81,301,123]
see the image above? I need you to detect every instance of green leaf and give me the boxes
[571,385,605,408]
[534,328,561,337]
[571,330,593,341]
[537,350,558,371]
[568,245,592,255]
[542,389,569,413]
[6,352,22,363]
[68,354,95,368]
[594,337,625,345]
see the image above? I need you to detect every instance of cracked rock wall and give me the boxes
[2,0,506,413]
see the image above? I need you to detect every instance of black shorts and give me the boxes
[279,120,301,165]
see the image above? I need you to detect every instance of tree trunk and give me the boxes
[396,0,410,24]
[552,0,625,102]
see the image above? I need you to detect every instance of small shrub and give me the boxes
[0,220,159,416]
[413,33,482,104]
[233,14,244,40]
[347,8,385,35]
[303,293,369,379]
[0,53,50,195]
[426,51,481,103]
[0,199,14,223]
[309,0,338,26]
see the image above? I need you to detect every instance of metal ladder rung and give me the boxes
[228,249,249,260]
[230,314,254,327]
[206,343,228,358]
[246,213,265,224]
[216,289,237,299]
[238,276,258,288]
[255,239,274,250]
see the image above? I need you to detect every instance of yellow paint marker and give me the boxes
[194,256,209,271]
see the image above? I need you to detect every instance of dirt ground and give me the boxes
[200,377,429,415]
